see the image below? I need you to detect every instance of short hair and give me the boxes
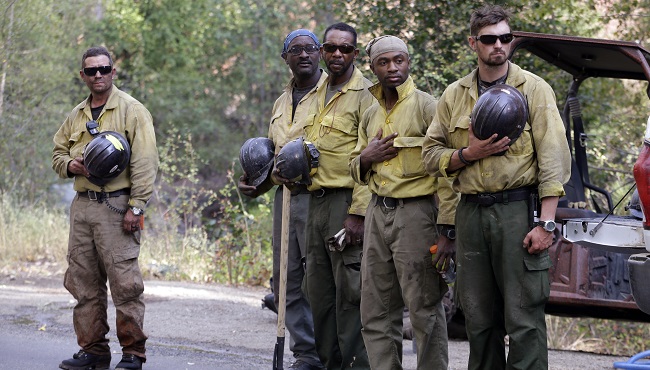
[323,22,358,46]
[470,4,512,36]
[81,46,113,69]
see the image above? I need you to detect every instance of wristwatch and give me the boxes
[130,206,144,216]
[439,225,456,240]
[537,220,556,232]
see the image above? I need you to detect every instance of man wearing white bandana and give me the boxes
[350,35,453,370]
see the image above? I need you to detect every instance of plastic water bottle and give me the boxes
[430,244,456,284]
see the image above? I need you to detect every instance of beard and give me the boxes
[481,52,508,67]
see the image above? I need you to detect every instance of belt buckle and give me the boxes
[477,194,496,206]
[87,190,98,201]
[313,189,326,198]
[381,197,396,210]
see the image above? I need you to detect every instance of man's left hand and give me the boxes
[433,235,456,273]
[523,226,554,254]
[343,214,365,246]
[123,209,141,234]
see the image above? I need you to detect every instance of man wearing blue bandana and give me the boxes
[238,28,325,370]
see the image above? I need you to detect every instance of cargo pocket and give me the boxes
[110,246,144,305]
[341,247,362,309]
[520,251,552,308]
[422,255,447,307]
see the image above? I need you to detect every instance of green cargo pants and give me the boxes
[360,195,448,370]
[456,197,551,370]
[305,188,369,369]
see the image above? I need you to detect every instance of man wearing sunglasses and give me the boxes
[238,29,325,370]
[422,5,570,370]
[298,22,374,370]
[52,46,159,370]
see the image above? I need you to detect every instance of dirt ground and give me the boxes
[0,262,636,370]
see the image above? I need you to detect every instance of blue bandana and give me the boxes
[282,29,320,56]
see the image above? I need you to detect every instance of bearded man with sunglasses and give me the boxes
[299,22,374,369]
[52,46,158,370]
[422,5,570,370]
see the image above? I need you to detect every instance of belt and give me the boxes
[463,187,533,206]
[310,188,342,198]
[78,188,130,201]
[375,195,432,210]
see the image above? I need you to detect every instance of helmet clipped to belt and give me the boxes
[83,131,131,186]
[275,137,320,185]
[471,84,528,155]
[239,137,275,187]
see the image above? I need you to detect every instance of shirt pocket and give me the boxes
[68,131,86,159]
[393,136,426,177]
[268,111,290,152]
[449,115,471,149]
[507,122,534,156]
[312,115,356,154]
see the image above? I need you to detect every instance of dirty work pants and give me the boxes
[361,195,448,370]
[272,188,322,367]
[456,197,551,370]
[64,193,147,359]
[305,188,369,369]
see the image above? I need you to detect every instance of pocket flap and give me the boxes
[113,247,140,263]
[524,252,552,271]
[393,136,424,148]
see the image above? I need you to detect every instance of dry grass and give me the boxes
[546,315,650,356]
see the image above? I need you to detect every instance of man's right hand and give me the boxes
[359,128,399,174]
[68,157,90,177]
[464,123,511,160]
[238,173,262,198]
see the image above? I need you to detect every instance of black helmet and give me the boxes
[239,137,275,187]
[471,84,528,153]
[83,131,131,186]
[275,137,320,185]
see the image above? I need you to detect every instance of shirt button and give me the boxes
[384,161,389,166]
[381,181,386,186]
[386,119,390,124]
[319,119,323,123]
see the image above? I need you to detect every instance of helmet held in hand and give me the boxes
[239,137,275,187]
[83,131,131,186]
[275,137,320,185]
[471,84,528,155]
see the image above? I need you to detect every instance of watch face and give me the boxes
[542,220,556,232]
[447,229,456,239]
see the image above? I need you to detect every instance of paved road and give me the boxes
[0,275,633,369]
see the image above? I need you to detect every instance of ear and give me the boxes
[468,36,477,52]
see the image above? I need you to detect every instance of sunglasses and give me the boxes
[83,66,113,76]
[473,33,515,45]
[286,44,320,56]
[322,43,356,54]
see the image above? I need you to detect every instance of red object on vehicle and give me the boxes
[633,140,650,229]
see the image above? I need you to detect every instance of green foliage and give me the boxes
[207,167,273,286]
[0,0,94,199]
[141,131,273,285]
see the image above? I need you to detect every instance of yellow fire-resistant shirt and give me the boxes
[268,70,329,154]
[350,76,458,225]
[303,67,374,216]
[52,85,159,210]
[422,62,571,201]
